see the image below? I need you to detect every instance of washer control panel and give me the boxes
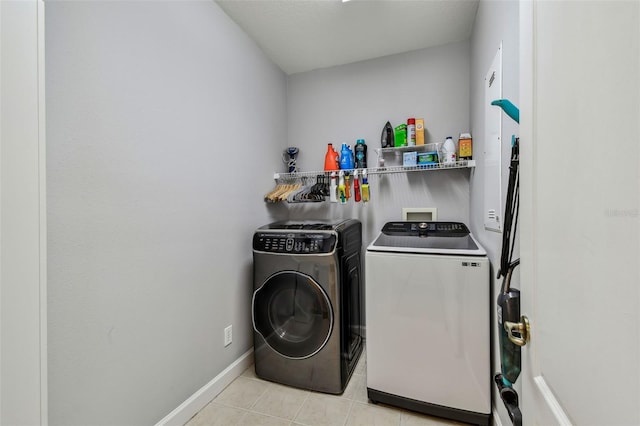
[382,221,469,236]
[253,232,337,254]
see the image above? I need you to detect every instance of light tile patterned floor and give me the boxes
[185,350,466,426]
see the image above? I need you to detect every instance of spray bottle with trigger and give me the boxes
[361,169,369,202]
[353,170,361,202]
[329,172,338,203]
[338,171,347,204]
[345,174,351,200]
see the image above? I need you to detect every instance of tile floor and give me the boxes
[185,350,465,426]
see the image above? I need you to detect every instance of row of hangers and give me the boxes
[264,175,331,203]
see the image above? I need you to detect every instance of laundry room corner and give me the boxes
[284,41,473,246]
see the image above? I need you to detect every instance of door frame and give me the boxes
[0,0,48,424]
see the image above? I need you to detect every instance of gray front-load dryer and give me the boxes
[252,220,363,394]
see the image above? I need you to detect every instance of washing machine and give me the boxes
[366,221,491,425]
[252,219,363,394]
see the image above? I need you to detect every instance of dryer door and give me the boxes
[253,271,333,359]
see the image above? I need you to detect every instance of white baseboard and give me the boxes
[492,407,503,426]
[155,348,254,426]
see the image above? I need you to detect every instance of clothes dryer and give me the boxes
[252,220,363,394]
[366,221,491,425]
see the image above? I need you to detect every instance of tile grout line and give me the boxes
[202,400,298,425]
[246,378,270,411]
[289,388,311,425]
[246,382,312,424]
[341,398,355,426]
[206,363,457,426]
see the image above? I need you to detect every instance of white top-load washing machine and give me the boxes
[365,221,490,425]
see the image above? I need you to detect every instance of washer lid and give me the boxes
[367,221,487,256]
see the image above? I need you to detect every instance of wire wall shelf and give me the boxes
[273,160,475,181]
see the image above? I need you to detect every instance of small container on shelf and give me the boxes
[403,151,417,167]
[440,136,457,164]
[394,124,407,147]
[458,133,473,159]
[417,151,439,165]
[406,118,416,146]
[416,118,425,145]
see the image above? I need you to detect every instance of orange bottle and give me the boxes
[324,143,340,171]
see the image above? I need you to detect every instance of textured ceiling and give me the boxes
[215,0,480,75]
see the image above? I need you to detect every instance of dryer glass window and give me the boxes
[253,271,333,359]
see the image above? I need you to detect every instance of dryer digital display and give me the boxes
[253,232,336,254]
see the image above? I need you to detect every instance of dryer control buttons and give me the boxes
[253,232,337,254]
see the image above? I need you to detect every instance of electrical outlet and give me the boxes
[224,325,232,347]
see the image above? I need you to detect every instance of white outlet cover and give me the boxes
[224,325,232,346]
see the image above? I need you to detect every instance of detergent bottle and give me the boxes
[324,143,339,171]
[340,143,354,170]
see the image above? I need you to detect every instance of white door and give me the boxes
[0,1,47,424]
[519,1,639,424]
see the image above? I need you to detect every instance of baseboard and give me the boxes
[155,348,254,426]
[492,406,503,426]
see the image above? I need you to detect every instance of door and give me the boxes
[253,271,333,359]
[0,0,47,424]
[519,1,640,424]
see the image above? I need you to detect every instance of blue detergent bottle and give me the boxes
[340,143,354,170]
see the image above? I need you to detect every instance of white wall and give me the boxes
[45,1,286,424]
[285,41,473,246]
[469,1,519,425]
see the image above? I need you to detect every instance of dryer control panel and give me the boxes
[253,232,337,254]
